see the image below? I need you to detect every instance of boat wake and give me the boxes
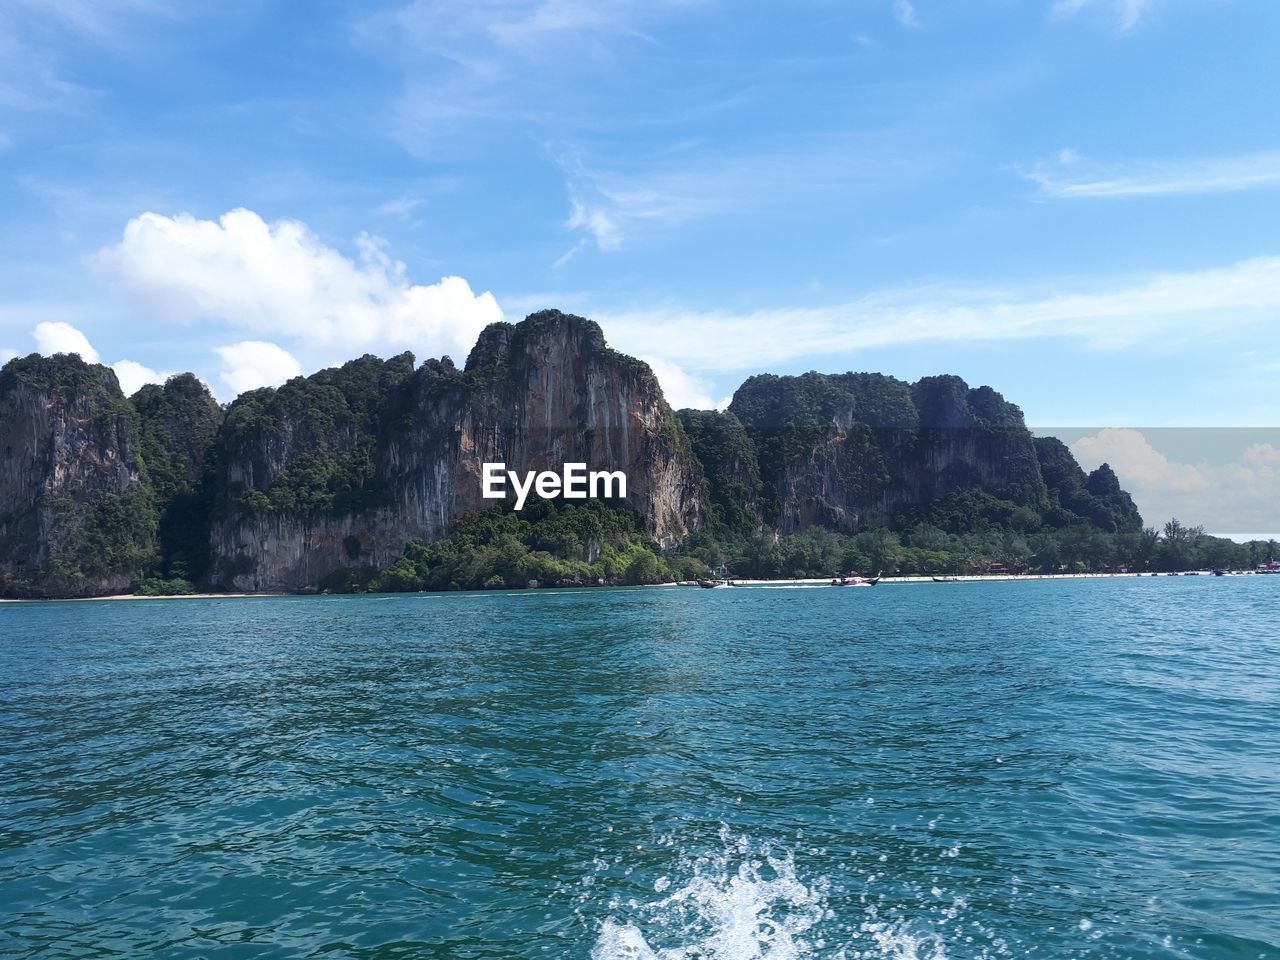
[588,829,960,960]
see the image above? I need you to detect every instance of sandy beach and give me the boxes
[0,592,281,603]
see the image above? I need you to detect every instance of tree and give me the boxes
[1159,518,1203,570]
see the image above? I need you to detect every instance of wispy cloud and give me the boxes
[0,1,187,118]
[1022,148,1280,199]
[596,254,1280,372]
[559,152,727,252]
[370,0,669,56]
[358,1,703,152]
[892,0,920,28]
[6,0,179,40]
[375,194,427,218]
[558,136,937,252]
[1051,0,1156,30]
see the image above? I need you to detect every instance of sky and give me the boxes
[1,0,1277,532]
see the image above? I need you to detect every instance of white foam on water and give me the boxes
[587,830,970,960]
[590,831,825,959]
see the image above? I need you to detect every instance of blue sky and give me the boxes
[1,0,1278,529]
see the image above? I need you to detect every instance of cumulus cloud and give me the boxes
[111,358,172,396]
[30,321,174,396]
[1070,428,1280,534]
[33,320,100,362]
[214,340,303,397]
[640,355,718,411]
[95,208,504,362]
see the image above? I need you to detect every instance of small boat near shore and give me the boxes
[832,572,881,587]
[932,576,960,583]
[697,579,733,589]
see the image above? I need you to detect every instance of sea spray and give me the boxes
[585,828,1008,960]
[589,830,828,959]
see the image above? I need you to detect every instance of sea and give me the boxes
[1,577,1278,959]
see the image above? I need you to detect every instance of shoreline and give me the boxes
[0,592,282,604]
[3,570,1262,604]
[726,572,1152,586]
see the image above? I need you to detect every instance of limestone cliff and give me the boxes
[132,374,224,580]
[0,310,1141,596]
[207,311,702,591]
[724,371,1047,535]
[0,354,155,597]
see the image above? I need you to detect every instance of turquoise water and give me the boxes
[2,579,1278,959]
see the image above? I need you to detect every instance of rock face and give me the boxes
[0,354,155,597]
[1034,437,1142,532]
[715,371,1049,535]
[132,374,224,580]
[207,311,702,591]
[0,309,1141,596]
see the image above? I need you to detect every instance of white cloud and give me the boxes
[893,0,919,28]
[596,254,1280,373]
[30,321,176,395]
[214,341,302,397]
[360,1,707,155]
[30,321,177,394]
[33,320,100,362]
[111,358,172,396]
[560,152,728,252]
[375,194,426,218]
[640,355,716,410]
[6,0,178,39]
[566,195,622,252]
[375,0,665,55]
[0,1,184,118]
[95,208,504,362]
[1024,148,1280,198]
[1051,0,1155,30]
[558,138,931,252]
[1070,428,1280,533]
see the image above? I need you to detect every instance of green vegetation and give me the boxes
[46,488,159,589]
[132,374,223,583]
[217,353,416,517]
[349,510,1269,594]
[334,500,692,593]
[3,319,1268,598]
[679,409,763,535]
[135,576,199,596]
[1033,438,1143,532]
[726,372,916,518]
[678,519,1270,579]
[0,351,126,402]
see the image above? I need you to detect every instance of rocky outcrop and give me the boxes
[0,309,1140,596]
[132,374,224,580]
[1035,437,1142,533]
[0,354,155,597]
[208,311,702,591]
[726,371,1047,535]
[679,409,765,535]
